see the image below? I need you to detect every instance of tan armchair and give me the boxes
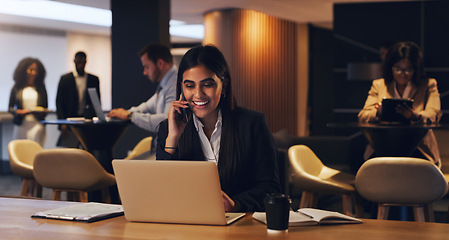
[355,157,448,222]
[33,148,116,203]
[125,136,152,160]
[288,145,362,217]
[8,139,43,197]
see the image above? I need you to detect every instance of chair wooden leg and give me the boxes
[447,202,449,223]
[353,192,364,218]
[28,179,42,198]
[20,179,30,196]
[79,191,88,202]
[52,190,62,201]
[413,206,426,222]
[377,204,389,220]
[35,182,43,198]
[300,191,315,208]
[424,204,435,222]
[341,193,353,217]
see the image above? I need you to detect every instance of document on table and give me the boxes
[32,202,124,223]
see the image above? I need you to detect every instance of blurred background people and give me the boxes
[8,57,48,146]
[107,43,177,133]
[358,41,442,167]
[56,51,100,147]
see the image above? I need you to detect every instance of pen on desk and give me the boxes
[295,210,313,218]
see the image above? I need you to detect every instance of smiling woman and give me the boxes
[156,45,281,213]
[181,65,223,125]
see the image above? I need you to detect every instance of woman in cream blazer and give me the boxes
[358,41,442,167]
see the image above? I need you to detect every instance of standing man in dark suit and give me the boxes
[56,51,100,147]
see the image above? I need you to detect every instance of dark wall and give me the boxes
[308,25,334,135]
[423,0,449,116]
[111,0,170,109]
[110,0,170,158]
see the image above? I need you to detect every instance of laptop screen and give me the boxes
[87,88,106,121]
[112,160,244,225]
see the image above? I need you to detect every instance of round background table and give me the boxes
[42,119,129,203]
[327,122,441,157]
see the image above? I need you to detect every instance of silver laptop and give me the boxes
[87,88,123,122]
[112,160,245,225]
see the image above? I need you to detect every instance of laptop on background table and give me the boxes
[112,160,245,225]
[87,88,124,122]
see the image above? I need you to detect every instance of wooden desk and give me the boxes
[2,197,449,240]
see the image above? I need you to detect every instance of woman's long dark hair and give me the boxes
[176,45,240,188]
[13,57,46,89]
[383,41,426,86]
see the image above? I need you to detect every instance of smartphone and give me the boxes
[177,93,192,122]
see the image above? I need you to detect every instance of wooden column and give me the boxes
[203,9,300,135]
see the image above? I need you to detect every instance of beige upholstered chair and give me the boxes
[125,136,152,160]
[288,145,362,217]
[355,157,448,222]
[33,148,116,203]
[432,129,449,221]
[8,139,43,197]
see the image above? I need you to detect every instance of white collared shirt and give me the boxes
[394,81,413,99]
[22,86,38,121]
[193,110,222,164]
[73,69,87,115]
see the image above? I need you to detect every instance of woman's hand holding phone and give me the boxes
[396,102,417,120]
[165,95,191,153]
[375,101,382,117]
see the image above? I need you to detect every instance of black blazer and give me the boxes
[8,85,48,125]
[156,107,281,212]
[56,72,100,119]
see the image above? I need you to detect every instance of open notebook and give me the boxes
[253,208,362,226]
[112,160,245,225]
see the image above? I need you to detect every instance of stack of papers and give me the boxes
[32,202,124,223]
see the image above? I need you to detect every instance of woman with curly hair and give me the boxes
[8,57,48,146]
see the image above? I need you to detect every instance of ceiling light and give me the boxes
[0,0,111,26]
[170,19,185,25]
[0,0,203,39]
[170,24,204,40]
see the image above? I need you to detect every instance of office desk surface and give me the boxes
[2,197,448,240]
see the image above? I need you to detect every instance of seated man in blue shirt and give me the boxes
[108,43,177,133]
